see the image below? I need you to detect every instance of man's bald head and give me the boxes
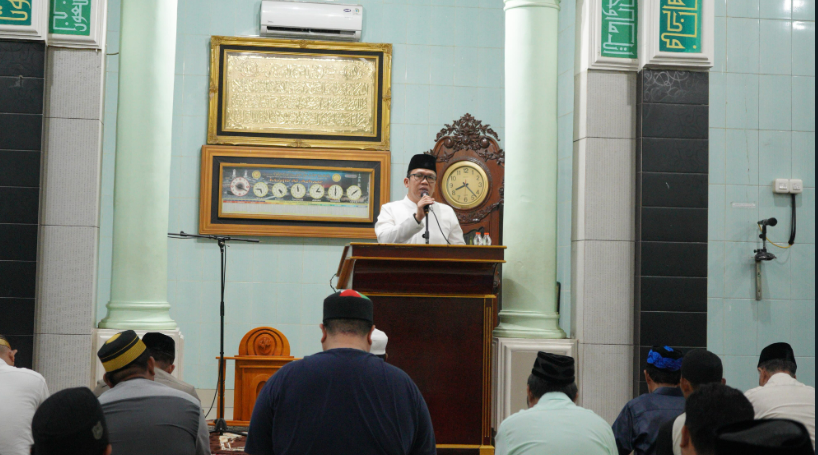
[0,335,16,366]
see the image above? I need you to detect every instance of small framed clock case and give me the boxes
[199,145,390,238]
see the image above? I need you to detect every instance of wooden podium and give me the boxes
[337,243,505,455]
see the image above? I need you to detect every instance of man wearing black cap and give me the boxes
[374,153,465,244]
[0,335,49,455]
[655,349,726,455]
[245,290,436,455]
[495,352,617,455]
[679,383,755,455]
[31,387,112,455]
[612,346,686,455]
[93,332,198,401]
[745,342,815,449]
[716,419,814,455]
[96,330,209,455]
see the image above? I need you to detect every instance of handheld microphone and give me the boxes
[758,217,778,227]
[422,191,430,214]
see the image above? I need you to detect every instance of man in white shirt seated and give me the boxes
[744,342,815,449]
[0,335,49,455]
[375,153,465,245]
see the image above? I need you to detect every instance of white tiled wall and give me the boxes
[708,0,815,390]
[97,0,507,389]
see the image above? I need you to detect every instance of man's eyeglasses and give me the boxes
[409,173,437,183]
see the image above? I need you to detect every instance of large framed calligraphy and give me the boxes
[638,0,714,68]
[0,0,48,41]
[48,0,106,49]
[199,145,390,239]
[208,37,392,151]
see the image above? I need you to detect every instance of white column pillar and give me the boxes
[98,0,178,330]
[494,0,565,339]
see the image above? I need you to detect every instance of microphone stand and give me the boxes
[422,207,431,245]
[168,231,259,434]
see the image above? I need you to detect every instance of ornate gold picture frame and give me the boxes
[200,145,390,238]
[208,36,392,150]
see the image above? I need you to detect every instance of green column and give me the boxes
[494,0,565,339]
[99,0,178,330]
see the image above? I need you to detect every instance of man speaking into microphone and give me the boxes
[375,153,465,245]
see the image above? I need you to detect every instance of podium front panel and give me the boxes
[370,294,494,448]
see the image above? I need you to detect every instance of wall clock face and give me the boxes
[441,161,489,210]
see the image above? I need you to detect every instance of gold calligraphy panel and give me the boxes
[209,37,392,151]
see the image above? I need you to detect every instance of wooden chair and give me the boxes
[217,327,297,426]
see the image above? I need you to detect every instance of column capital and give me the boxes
[504,0,560,11]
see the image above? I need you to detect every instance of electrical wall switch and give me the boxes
[789,179,803,194]
[774,179,791,194]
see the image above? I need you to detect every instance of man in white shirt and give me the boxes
[375,153,465,245]
[744,342,815,449]
[0,335,50,455]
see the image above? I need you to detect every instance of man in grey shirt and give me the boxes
[94,332,199,402]
[97,330,210,455]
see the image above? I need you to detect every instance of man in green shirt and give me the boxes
[495,352,618,455]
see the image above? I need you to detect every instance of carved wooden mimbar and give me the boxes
[215,327,296,426]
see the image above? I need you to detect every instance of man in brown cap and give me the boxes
[745,342,815,449]
[375,153,465,244]
[495,352,617,455]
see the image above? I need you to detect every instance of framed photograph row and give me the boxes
[199,145,390,239]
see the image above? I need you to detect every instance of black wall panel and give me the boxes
[0,39,44,370]
[635,70,709,395]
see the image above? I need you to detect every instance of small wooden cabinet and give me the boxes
[216,327,297,426]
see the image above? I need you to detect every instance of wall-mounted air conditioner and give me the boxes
[260,1,363,42]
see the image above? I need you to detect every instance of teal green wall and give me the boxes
[557,0,575,335]
[708,0,815,390]
[98,0,506,389]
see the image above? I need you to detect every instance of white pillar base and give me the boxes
[492,337,578,431]
[91,328,185,388]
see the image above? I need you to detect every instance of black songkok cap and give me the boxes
[681,349,724,385]
[758,342,797,367]
[32,387,109,455]
[143,332,175,359]
[97,330,147,373]
[532,352,575,385]
[323,290,373,325]
[716,419,814,455]
[407,153,437,175]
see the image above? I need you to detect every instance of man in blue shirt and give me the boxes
[245,289,436,455]
[612,346,686,455]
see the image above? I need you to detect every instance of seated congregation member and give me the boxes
[655,349,725,455]
[0,335,49,455]
[715,419,814,455]
[93,332,198,401]
[371,328,388,361]
[31,387,112,455]
[745,342,815,449]
[96,330,210,455]
[245,290,436,455]
[375,153,466,245]
[679,383,754,455]
[613,346,685,455]
[495,352,617,455]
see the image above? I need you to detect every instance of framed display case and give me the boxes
[199,145,390,238]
